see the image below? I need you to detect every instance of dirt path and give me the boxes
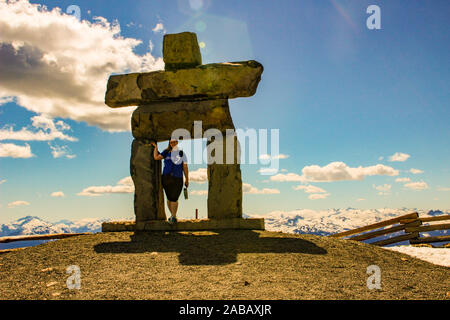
[0,230,448,299]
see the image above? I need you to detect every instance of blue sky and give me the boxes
[0,0,449,223]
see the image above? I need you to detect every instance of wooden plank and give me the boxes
[419,215,450,223]
[410,235,450,244]
[0,233,91,244]
[405,223,450,233]
[399,218,418,224]
[329,212,419,238]
[370,232,419,246]
[348,223,404,242]
[349,220,421,242]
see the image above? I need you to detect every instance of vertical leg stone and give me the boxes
[207,133,242,219]
[130,139,166,221]
[207,164,243,219]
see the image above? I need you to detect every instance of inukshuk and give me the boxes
[104,32,263,229]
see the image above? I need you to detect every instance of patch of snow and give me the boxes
[385,246,450,267]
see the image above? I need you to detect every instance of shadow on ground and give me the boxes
[94,230,327,265]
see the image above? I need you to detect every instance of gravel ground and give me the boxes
[0,230,448,300]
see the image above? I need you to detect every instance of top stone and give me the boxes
[104,31,264,108]
[163,32,202,71]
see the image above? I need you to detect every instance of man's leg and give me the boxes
[167,199,174,217]
[172,201,179,217]
[167,200,178,218]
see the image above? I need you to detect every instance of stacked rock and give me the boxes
[105,32,264,223]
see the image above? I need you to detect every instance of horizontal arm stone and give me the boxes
[105,60,263,108]
[131,99,235,142]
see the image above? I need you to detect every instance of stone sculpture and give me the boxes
[103,32,264,231]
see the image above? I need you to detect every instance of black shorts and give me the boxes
[162,174,183,202]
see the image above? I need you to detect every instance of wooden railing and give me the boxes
[329,212,450,246]
[0,233,91,254]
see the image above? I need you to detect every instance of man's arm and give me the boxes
[151,141,164,160]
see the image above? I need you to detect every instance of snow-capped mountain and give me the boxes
[249,208,448,235]
[0,216,69,237]
[53,217,110,234]
[0,216,111,237]
[1,208,448,244]
[249,208,449,245]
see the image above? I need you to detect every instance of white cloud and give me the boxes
[50,191,65,197]
[373,184,392,195]
[395,177,411,183]
[270,172,303,182]
[0,115,77,142]
[117,176,133,186]
[410,168,424,174]
[293,185,327,194]
[404,181,429,190]
[190,190,208,196]
[243,183,280,195]
[189,168,208,183]
[388,152,410,162]
[8,200,30,208]
[437,187,450,192]
[48,143,76,159]
[0,179,6,185]
[77,176,134,196]
[0,142,34,158]
[152,22,165,33]
[257,168,278,175]
[149,40,154,52]
[308,193,330,200]
[259,153,289,160]
[255,163,398,184]
[293,184,329,199]
[356,198,366,201]
[0,1,164,132]
[299,162,399,182]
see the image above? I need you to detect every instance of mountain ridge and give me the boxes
[1,208,448,243]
